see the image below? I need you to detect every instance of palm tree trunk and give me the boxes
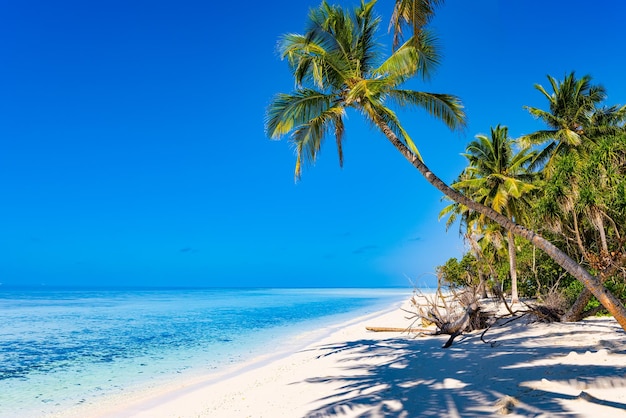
[563,252,626,321]
[532,245,541,297]
[466,234,488,298]
[477,270,488,299]
[563,212,611,322]
[562,286,597,322]
[507,230,519,303]
[372,116,626,331]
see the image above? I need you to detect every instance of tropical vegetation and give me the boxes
[440,73,626,320]
[266,0,626,330]
[440,125,538,303]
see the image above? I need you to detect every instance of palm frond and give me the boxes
[386,90,465,131]
[553,128,582,147]
[353,0,381,73]
[453,176,486,191]
[410,29,441,79]
[290,106,345,180]
[518,130,556,147]
[266,90,338,139]
[389,0,444,50]
[374,43,419,80]
[491,188,508,214]
[523,106,561,129]
[334,114,345,167]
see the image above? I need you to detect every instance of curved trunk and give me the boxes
[507,230,519,303]
[373,117,626,330]
[563,251,626,321]
[466,234,488,298]
[562,286,596,322]
[562,212,616,322]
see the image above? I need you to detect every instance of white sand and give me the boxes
[63,300,626,417]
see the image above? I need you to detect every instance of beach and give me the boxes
[57,298,626,418]
[0,288,409,418]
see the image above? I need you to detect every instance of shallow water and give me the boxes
[0,287,410,417]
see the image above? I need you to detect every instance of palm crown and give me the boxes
[265,0,465,180]
[459,125,537,218]
[522,72,609,172]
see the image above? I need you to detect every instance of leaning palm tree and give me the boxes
[452,126,538,303]
[265,0,626,329]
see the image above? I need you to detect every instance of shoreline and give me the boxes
[52,299,412,418]
[55,297,626,417]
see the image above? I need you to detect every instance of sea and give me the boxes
[0,287,412,417]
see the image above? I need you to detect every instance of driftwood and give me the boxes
[365,326,433,333]
[405,284,577,349]
[407,288,493,348]
[438,302,480,348]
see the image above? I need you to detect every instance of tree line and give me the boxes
[438,74,626,322]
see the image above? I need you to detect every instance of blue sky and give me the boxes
[2,0,626,288]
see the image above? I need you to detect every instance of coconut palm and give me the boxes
[265,0,626,329]
[521,72,607,173]
[446,126,537,302]
[439,183,490,298]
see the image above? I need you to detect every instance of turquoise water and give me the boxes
[0,287,410,417]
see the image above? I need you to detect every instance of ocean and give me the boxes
[0,287,411,417]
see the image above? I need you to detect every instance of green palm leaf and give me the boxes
[387,90,465,130]
[266,90,337,139]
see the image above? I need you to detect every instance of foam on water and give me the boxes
[0,287,410,417]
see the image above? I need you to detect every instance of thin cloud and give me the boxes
[353,245,378,255]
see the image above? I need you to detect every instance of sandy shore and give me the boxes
[63,299,626,417]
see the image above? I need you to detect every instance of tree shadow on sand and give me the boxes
[299,319,626,417]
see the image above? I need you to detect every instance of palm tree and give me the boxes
[265,0,626,329]
[450,126,537,303]
[521,72,607,173]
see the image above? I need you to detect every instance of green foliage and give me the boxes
[266,0,464,181]
[437,253,478,288]
[439,72,626,317]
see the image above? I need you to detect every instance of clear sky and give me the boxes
[2,0,626,288]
